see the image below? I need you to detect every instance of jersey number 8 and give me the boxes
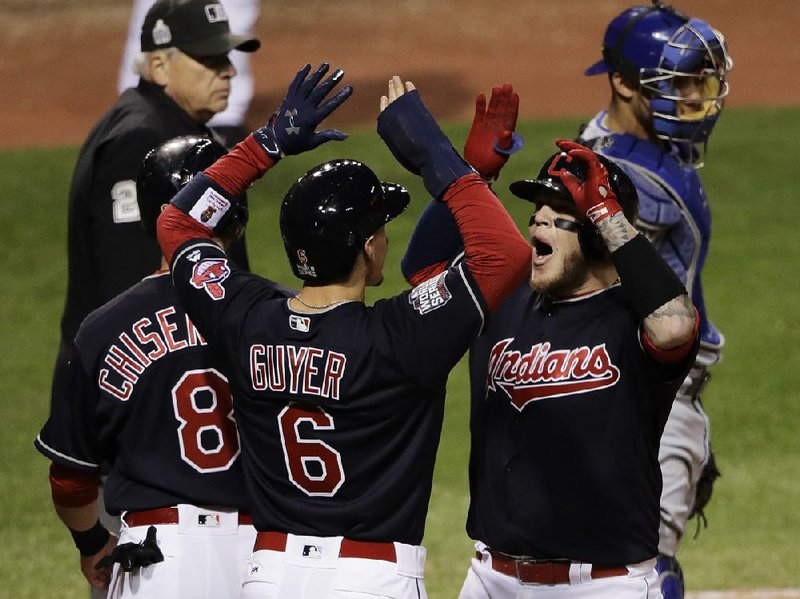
[172,369,241,473]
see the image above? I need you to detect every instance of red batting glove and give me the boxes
[463,83,521,181]
[554,138,622,224]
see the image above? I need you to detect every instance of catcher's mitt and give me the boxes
[689,449,721,537]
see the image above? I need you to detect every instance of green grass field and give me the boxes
[1,106,799,597]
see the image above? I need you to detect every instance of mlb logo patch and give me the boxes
[302,544,322,558]
[190,258,231,300]
[197,513,221,527]
[289,314,311,332]
[204,3,228,23]
[409,272,452,315]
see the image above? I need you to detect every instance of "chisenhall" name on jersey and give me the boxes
[99,306,206,400]
[249,344,347,400]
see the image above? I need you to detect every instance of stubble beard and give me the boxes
[530,248,590,299]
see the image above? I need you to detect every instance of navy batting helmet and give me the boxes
[585,2,732,165]
[137,135,248,239]
[280,159,410,283]
[509,149,639,261]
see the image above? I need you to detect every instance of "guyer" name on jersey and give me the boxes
[250,344,347,400]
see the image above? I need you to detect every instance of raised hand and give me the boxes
[380,75,416,112]
[253,63,353,161]
[376,75,472,199]
[554,138,622,224]
[463,84,523,181]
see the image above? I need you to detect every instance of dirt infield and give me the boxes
[1,0,799,149]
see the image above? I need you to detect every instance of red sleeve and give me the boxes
[641,307,700,364]
[49,463,100,508]
[443,173,530,311]
[157,205,215,264]
[204,135,276,197]
[407,261,451,287]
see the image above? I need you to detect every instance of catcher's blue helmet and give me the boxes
[586,2,733,166]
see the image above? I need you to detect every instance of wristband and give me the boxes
[69,520,110,557]
[493,132,525,156]
[377,91,473,199]
[170,173,234,231]
[611,234,687,320]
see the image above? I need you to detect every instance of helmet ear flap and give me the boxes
[578,225,608,262]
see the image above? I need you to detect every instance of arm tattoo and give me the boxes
[596,213,638,252]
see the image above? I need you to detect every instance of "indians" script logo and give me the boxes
[487,338,620,412]
[190,258,231,300]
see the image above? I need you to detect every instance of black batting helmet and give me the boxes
[136,135,248,239]
[280,159,410,283]
[509,149,639,261]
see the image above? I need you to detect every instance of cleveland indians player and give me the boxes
[155,70,530,598]
[35,135,265,598]
[578,3,732,596]
[402,138,700,598]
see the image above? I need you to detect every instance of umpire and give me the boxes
[55,0,258,372]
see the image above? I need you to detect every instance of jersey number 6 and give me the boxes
[278,404,345,497]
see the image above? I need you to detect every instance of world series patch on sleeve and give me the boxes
[409,272,452,314]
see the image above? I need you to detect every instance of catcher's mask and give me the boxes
[280,159,409,284]
[137,135,248,240]
[509,149,639,262]
[585,2,733,167]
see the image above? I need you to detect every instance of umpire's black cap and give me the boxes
[141,0,260,56]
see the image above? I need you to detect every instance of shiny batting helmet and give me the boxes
[509,149,639,262]
[585,2,733,166]
[136,135,248,239]
[280,159,410,283]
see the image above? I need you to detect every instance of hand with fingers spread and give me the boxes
[463,84,523,181]
[253,63,353,161]
[554,138,623,223]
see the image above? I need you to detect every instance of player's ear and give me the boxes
[363,235,377,262]
[149,50,172,87]
[611,72,636,101]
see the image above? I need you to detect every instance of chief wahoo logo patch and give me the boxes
[190,258,231,300]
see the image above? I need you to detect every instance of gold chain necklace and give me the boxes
[292,295,357,311]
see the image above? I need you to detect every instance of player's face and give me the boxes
[365,227,388,287]
[162,50,236,123]
[672,61,726,119]
[528,205,590,298]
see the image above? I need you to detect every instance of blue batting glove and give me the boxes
[252,63,353,161]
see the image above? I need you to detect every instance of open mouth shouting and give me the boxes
[532,237,553,267]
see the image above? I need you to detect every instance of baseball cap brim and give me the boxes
[584,59,612,76]
[509,179,566,203]
[178,33,261,56]
[509,179,582,218]
[380,182,410,224]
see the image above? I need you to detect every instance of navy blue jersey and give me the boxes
[465,282,696,565]
[170,240,487,544]
[36,272,284,514]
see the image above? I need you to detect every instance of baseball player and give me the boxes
[402,137,700,597]
[155,69,530,598]
[578,3,732,595]
[35,135,269,598]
